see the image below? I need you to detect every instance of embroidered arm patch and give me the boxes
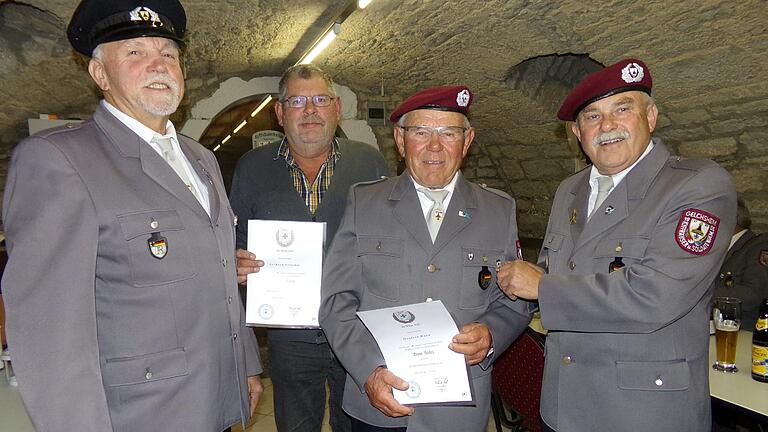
[675,208,719,255]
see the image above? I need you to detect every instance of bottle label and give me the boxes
[754,345,768,377]
[757,318,768,332]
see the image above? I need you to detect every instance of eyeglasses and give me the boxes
[281,95,336,108]
[399,125,468,144]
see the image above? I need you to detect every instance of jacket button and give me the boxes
[233,332,238,340]
[427,264,437,273]
[145,368,153,380]
[569,262,576,270]
[655,377,663,386]
[150,220,159,229]
[222,258,227,267]
[562,356,572,365]
[228,296,233,304]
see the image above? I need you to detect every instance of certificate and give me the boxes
[246,219,325,328]
[356,300,473,406]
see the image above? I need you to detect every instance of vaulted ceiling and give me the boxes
[1,0,767,235]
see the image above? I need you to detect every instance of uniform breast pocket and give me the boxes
[460,247,504,310]
[542,233,565,273]
[118,209,197,287]
[595,236,650,273]
[357,235,403,301]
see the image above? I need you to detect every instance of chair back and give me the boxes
[491,327,546,432]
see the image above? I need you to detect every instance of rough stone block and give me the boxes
[667,109,710,126]
[678,137,737,158]
[731,169,768,193]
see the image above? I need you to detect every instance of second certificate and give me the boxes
[246,219,325,328]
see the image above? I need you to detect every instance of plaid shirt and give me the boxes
[275,138,340,215]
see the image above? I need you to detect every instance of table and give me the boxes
[709,330,768,416]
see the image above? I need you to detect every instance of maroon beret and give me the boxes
[557,58,652,121]
[389,85,473,123]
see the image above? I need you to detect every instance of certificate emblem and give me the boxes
[147,233,168,259]
[258,304,274,320]
[405,381,421,398]
[392,310,416,324]
[276,228,294,247]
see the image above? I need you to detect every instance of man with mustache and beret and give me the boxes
[231,64,389,432]
[497,58,736,431]
[2,0,262,430]
[319,85,531,431]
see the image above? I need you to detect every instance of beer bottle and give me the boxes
[752,298,768,382]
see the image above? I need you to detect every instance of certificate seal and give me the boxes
[276,228,294,247]
[405,381,421,399]
[392,310,415,324]
[258,304,274,320]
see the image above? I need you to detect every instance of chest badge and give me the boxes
[148,232,168,259]
[569,208,578,225]
[760,249,768,267]
[478,266,492,290]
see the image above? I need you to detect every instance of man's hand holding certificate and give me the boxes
[356,301,475,407]
[245,220,325,328]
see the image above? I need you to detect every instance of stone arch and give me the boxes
[180,76,378,148]
[506,54,603,166]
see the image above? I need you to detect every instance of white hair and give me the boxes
[92,44,105,61]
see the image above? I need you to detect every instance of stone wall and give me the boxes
[354,89,768,240]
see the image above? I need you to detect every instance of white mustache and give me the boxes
[139,73,180,92]
[592,131,629,147]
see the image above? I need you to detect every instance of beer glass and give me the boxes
[713,297,742,372]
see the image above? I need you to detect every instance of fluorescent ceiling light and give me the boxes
[213,144,221,152]
[358,0,373,8]
[251,95,273,117]
[233,120,248,134]
[221,134,232,144]
[298,23,341,65]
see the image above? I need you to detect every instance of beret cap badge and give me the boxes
[621,62,644,84]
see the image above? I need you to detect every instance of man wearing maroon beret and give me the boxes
[498,59,736,431]
[320,86,532,431]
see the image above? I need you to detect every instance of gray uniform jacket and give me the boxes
[713,229,768,330]
[320,172,532,432]
[2,105,261,432]
[537,140,736,432]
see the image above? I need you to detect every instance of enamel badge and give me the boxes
[478,266,492,290]
[760,250,768,267]
[148,232,168,259]
[675,208,719,255]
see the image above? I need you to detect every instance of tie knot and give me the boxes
[153,136,174,153]
[596,176,613,193]
[419,188,448,204]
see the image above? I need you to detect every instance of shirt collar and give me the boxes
[729,229,748,250]
[589,139,655,187]
[411,171,460,195]
[275,137,340,165]
[101,100,177,144]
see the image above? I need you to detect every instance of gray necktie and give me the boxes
[419,188,449,242]
[153,136,200,202]
[590,176,614,220]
